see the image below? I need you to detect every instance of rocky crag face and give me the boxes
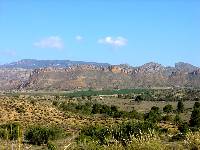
[0,59,200,91]
[0,68,31,90]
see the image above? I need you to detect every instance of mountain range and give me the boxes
[0,59,200,91]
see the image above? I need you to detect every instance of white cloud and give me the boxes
[34,36,64,49]
[75,35,83,41]
[98,36,127,47]
[0,50,16,57]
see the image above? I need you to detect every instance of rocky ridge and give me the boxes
[0,60,200,91]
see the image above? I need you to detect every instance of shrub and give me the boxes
[25,126,64,145]
[151,106,160,113]
[144,106,161,123]
[78,125,111,145]
[112,121,157,144]
[190,108,200,128]
[111,105,118,112]
[177,101,184,113]
[194,102,200,109]
[178,122,189,134]
[47,141,57,150]
[163,104,173,113]
[135,95,143,103]
[0,123,22,140]
[127,109,143,120]
[78,121,157,146]
[162,115,173,122]
[174,114,182,125]
[170,133,186,142]
[91,103,102,114]
[0,128,7,139]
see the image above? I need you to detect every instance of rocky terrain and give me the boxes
[0,68,31,90]
[0,60,200,91]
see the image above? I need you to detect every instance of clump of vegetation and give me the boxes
[178,122,190,134]
[78,120,157,147]
[163,104,173,114]
[25,125,65,145]
[174,114,182,125]
[47,141,57,150]
[190,102,200,130]
[0,123,22,140]
[177,100,184,113]
[144,106,161,123]
[58,101,142,119]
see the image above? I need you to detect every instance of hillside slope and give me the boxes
[0,60,200,91]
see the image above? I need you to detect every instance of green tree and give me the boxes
[177,101,184,113]
[163,104,173,114]
[190,104,200,128]
[144,106,161,123]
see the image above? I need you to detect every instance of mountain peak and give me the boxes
[175,62,198,72]
[141,62,163,69]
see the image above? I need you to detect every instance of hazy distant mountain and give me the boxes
[0,59,110,69]
[0,60,200,91]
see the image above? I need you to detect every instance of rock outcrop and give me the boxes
[0,60,200,91]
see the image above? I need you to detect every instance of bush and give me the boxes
[144,106,161,123]
[60,102,141,119]
[151,106,160,113]
[162,115,173,122]
[194,102,200,109]
[0,128,7,139]
[178,122,189,134]
[91,103,102,114]
[0,123,22,140]
[174,114,182,125]
[79,121,157,146]
[127,109,143,120]
[47,141,57,150]
[135,95,143,102]
[177,101,184,113]
[112,121,157,145]
[190,108,200,128]
[170,133,186,142]
[78,125,111,145]
[25,126,65,145]
[163,104,173,113]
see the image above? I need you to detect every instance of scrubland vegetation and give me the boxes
[1,88,200,149]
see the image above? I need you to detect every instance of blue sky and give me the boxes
[0,0,200,66]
